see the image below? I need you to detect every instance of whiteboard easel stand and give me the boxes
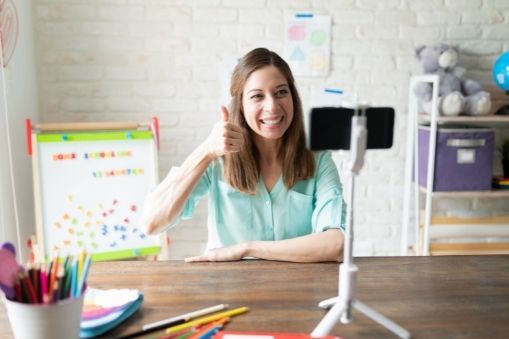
[26,118,161,261]
[26,118,161,154]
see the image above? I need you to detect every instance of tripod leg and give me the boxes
[353,300,411,339]
[310,300,348,337]
[318,296,339,309]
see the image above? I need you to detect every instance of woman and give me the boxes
[140,48,346,263]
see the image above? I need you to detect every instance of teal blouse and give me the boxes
[174,150,346,250]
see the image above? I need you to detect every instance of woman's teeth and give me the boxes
[261,116,283,125]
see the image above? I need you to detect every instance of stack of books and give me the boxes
[80,287,143,338]
[493,177,509,190]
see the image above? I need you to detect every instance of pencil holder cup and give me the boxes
[2,293,85,339]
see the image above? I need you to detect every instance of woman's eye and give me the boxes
[251,94,263,100]
[276,89,289,97]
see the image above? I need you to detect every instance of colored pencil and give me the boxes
[116,304,230,339]
[62,255,70,274]
[14,276,22,302]
[188,317,229,339]
[25,272,38,303]
[40,266,48,303]
[159,327,197,339]
[177,329,198,339]
[63,260,73,299]
[165,307,248,334]
[143,304,229,331]
[56,273,65,301]
[32,264,41,303]
[77,253,91,296]
[48,254,59,301]
[70,257,78,298]
[77,251,85,282]
[19,272,37,304]
[51,280,59,303]
[7,250,91,304]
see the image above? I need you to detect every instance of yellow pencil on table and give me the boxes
[166,307,248,334]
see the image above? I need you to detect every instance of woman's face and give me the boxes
[241,65,294,141]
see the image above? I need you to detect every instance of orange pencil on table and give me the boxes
[188,317,230,339]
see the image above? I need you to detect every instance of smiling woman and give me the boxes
[140,48,347,263]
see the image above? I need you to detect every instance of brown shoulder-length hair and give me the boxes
[224,47,315,194]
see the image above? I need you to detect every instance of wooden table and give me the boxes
[1,256,509,338]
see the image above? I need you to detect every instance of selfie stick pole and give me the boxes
[311,106,411,339]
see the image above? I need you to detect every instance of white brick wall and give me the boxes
[34,0,509,259]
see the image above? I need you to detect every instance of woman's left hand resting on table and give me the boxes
[185,229,344,263]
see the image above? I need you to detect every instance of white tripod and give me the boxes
[311,106,411,338]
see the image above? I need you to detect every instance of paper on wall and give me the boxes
[284,14,331,77]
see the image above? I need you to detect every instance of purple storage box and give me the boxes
[417,125,494,191]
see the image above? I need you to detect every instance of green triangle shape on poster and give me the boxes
[289,46,305,61]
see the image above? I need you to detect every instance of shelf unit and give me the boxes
[401,75,509,256]
[418,186,509,198]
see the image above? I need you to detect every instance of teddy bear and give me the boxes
[413,43,492,116]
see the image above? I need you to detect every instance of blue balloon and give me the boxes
[493,51,509,92]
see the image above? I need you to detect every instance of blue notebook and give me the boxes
[80,288,143,338]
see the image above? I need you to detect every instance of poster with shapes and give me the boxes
[284,14,331,77]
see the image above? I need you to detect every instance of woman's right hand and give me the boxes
[205,106,244,158]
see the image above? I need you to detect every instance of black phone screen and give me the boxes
[307,107,395,150]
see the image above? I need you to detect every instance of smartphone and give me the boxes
[307,107,395,150]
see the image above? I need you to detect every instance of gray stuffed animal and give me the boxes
[414,43,491,116]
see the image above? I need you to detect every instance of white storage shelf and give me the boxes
[417,186,509,198]
[419,114,509,126]
[401,75,509,256]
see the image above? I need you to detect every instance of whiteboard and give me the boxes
[32,130,160,261]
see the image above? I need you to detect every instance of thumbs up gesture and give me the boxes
[205,106,243,158]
